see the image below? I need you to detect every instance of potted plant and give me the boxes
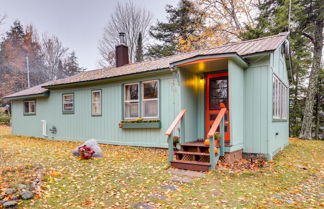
[173,136,181,150]
[214,132,221,140]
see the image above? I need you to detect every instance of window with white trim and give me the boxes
[24,100,36,115]
[124,83,139,119]
[273,75,288,119]
[92,90,102,116]
[142,80,159,119]
[63,93,74,113]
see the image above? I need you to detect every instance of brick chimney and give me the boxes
[115,32,129,67]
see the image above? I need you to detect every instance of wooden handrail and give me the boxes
[207,108,227,137]
[165,109,186,136]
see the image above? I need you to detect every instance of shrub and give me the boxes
[0,113,11,125]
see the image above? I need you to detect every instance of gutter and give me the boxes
[3,91,49,101]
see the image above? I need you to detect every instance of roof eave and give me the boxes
[3,91,49,101]
[42,68,172,89]
[170,53,249,69]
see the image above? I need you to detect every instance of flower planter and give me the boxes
[119,122,161,129]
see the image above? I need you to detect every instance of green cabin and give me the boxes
[4,33,290,171]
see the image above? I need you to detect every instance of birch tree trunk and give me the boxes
[299,20,323,139]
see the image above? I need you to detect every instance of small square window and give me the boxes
[63,93,74,113]
[24,100,36,115]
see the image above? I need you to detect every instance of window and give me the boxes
[123,80,160,120]
[124,83,139,119]
[142,80,159,118]
[92,90,102,116]
[273,75,288,119]
[63,93,74,113]
[24,100,36,115]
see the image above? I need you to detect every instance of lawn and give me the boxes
[0,127,323,208]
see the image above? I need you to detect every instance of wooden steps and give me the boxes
[174,151,210,156]
[171,141,216,172]
[170,160,211,172]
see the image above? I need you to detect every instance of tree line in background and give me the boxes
[0,0,321,139]
[0,20,85,99]
[99,0,322,139]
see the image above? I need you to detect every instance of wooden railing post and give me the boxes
[167,135,174,164]
[207,107,227,170]
[180,115,185,144]
[165,109,186,165]
[209,135,216,170]
[220,117,225,156]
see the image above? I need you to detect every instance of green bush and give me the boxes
[0,113,11,125]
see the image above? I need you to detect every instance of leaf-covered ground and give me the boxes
[0,127,323,208]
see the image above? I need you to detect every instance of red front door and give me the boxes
[205,73,230,142]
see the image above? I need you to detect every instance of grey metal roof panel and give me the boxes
[4,33,288,99]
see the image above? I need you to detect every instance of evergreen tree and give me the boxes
[135,32,143,62]
[147,0,206,58]
[239,0,321,138]
[5,20,25,44]
[296,0,323,139]
[62,51,85,77]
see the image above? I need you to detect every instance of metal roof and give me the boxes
[4,33,288,99]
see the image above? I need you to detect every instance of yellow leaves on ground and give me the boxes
[0,126,323,208]
[49,172,62,177]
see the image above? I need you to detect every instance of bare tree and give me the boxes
[42,34,68,80]
[0,14,7,38]
[98,1,152,67]
[198,0,257,45]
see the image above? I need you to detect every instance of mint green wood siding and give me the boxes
[228,60,245,152]
[10,48,289,157]
[269,46,289,158]
[243,45,289,159]
[180,70,198,142]
[12,72,180,148]
[244,56,270,155]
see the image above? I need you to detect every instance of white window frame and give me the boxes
[91,90,102,116]
[141,80,159,119]
[272,74,288,120]
[23,100,36,115]
[62,93,74,113]
[124,83,140,120]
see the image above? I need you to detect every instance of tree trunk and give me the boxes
[299,20,323,139]
[314,91,319,139]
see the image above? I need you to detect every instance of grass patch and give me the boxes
[0,128,323,208]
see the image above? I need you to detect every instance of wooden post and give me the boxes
[167,135,174,164]
[180,115,185,144]
[209,135,216,170]
[220,117,225,156]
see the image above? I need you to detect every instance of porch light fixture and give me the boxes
[199,76,204,84]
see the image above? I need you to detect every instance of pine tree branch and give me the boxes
[302,32,315,44]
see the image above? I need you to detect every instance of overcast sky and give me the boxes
[0,0,176,70]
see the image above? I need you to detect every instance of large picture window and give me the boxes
[273,75,288,119]
[124,80,160,120]
[24,100,36,115]
[92,90,102,116]
[63,93,74,113]
[124,83,139,119]
[142,80,159,118]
